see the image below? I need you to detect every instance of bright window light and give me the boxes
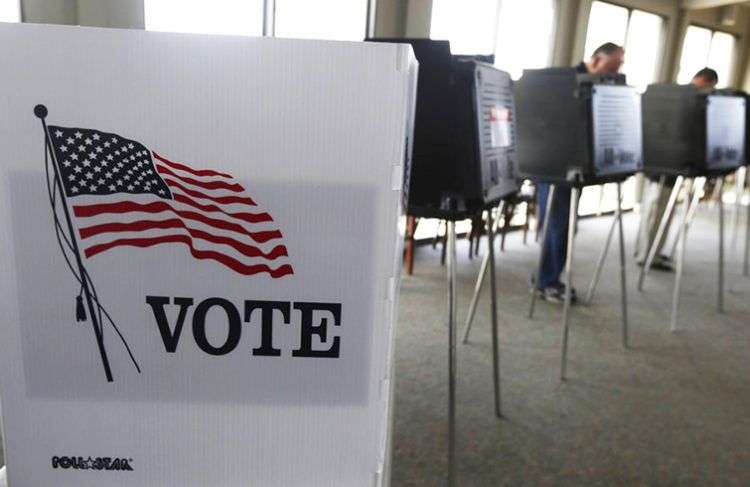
[584,2,664,92]
[622,10,663,92]
[708,31,736,88]
[493,0,556,80]
[430,0,497,54]
[677,26,736,88]
[0,0,20,22]
[583,1,628,59]
[677,26,713,84]
[274,0,368,41]
[144,0,263,36]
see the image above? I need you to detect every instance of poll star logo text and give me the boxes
[146,296,342,358]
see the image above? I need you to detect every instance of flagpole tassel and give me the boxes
[76,295,86,322]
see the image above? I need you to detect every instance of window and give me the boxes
[493,0,556,80]
[430,0,498,55]
[0,0,20,22]
[677,26,736,88]
[584,2,664,92]
[431,0,557,78]
[144,0,264,36]
[274,0,368,41]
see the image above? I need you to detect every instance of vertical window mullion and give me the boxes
[263,0,276,36]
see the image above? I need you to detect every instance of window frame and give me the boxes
[678,23,739,87]
[429,0,560,70]
[145,0,375,40]
[583,1,667,83]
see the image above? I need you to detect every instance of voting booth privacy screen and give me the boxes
[0,23,416,486]
[514,68,643,184]
[642,84,746,176]
[368,38,519,219]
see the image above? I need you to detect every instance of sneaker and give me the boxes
[539,283,578,304]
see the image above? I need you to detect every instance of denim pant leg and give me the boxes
[537,183,572,289]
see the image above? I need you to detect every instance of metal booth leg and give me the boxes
[638,175,684,291]
[744,191,750,277]
[560,187,580,381]
[584,206,618,304]
[486,205,502,418]
[731,167,746,252]
[718,177,725,314]
[616,182,629,348]
[463,201,506,343]
[529,184,556,319]
[670,179,695,332]
[446,220,457,487]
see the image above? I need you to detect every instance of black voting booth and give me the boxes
[513,67,643,379]
[639,84,747,327]
[366,38,519,486]
[642,84,746,177]
[368,38,519,218]
[514,68,643,184]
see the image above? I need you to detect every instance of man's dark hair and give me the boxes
[693,67,719,84]
[592,42,624,57]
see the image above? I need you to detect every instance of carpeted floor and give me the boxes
[391,209,750,486]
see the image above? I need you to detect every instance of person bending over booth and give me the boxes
[534,42,625,303]
[635,68,719,271]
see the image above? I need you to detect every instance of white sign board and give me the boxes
[591,85,644,176]
[0,23,416,486]
[706,95,746,170]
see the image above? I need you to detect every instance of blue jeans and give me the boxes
[536,183,572,289]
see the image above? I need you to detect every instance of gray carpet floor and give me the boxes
[391,209,750,486]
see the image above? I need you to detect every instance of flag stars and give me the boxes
[59,145,68,152]
[158,189,165,195]
[104,141,111,148]
[95,146,103,153]
[68,174,76,181]
[127,184,134,191]
[78,144,86,152]
[70,154,79,161]
[92,133,100,141]
[82,160,91,167]
[111,137,118,143]
[85,172,94,180]
[97,178,105,185]
[89,184,97,191]
[88,152,97,159]
[105,171,112,178]
[54,130,63,138]
[73,166,82,173]
[106,154,114,161]
[66,137,74,145]
[84,138,92,145]
[109,184,116,191]
[62,160,71,167]
[71,187,79,193]
[74,131,83,139]
[93,166,101,173]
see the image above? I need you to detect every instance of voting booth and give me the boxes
[368,38,519,219]
[0,23,416,486]
[642,84,746,177]
[515,68,643,184]
[639,84,747,328]
[514,67,642,379]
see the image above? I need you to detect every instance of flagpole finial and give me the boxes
[34,104,48,119]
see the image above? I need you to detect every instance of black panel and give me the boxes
[367,38,519,219]
[643,84,746,177]
[514,68,641,185]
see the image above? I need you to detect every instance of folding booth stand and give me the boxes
[513,67,642,380]
[639,84,747,330]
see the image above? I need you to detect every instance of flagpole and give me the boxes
[35,104,114,383]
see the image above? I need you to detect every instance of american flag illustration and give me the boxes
[48,125,294,278]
